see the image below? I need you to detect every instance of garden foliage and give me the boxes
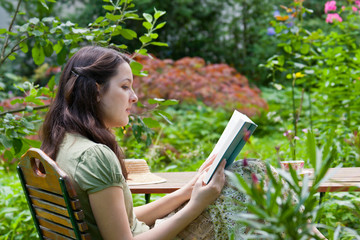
[133,55,268,117]
[0,0,168,167]
[263,0,360,165]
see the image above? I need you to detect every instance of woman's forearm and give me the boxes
[134,188,190,226]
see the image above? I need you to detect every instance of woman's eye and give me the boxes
[122,86,129,90]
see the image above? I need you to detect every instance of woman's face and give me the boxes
[99,62,138,128]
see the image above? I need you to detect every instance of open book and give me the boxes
[203,110,257,184]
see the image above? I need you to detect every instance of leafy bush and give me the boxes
[263,0,360,165]
[227,131,360,239]
[321,192,360,238]
[133,55,268,117]
[0,167,37,240]
[0,0,169,164]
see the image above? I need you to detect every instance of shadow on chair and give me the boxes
[17,148,91,240]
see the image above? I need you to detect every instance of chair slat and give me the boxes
[34,207,88,232]
[27,186,81,210]
[32,197,84,220]
[38,217,76,239]
[40,226,75,240]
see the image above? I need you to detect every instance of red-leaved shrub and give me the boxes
[133,56,268,116]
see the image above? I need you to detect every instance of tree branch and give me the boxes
[0,104,50,117]
[0,0,23,64]
[0,35,30,66]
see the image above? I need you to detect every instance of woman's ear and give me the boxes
[96,83,101,102]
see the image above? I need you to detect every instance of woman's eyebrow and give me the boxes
[121,78,132,83]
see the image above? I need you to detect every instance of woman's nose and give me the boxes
[131,90,138,103]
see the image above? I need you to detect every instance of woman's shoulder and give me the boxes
[63,132,114,155]
[58,133,118,167]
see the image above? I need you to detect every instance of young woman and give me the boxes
[40,45,226,240]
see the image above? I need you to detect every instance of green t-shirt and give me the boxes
[56,133,149,239]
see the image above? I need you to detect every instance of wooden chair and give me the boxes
[17,148,91,240]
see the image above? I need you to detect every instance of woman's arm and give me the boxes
[133,187,189,226]
[134,155,217,225]
[89,160,226,240]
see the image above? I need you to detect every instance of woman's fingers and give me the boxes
[198,154,217,172]
[208,159,226,187]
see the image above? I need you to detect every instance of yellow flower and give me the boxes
[295,72,305,78]
[275,15,289,21]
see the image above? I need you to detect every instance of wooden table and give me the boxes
[129,168,360,203]
[129,172,196,203]
[309,167,360,193]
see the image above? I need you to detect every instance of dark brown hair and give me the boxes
[40,46,130,178]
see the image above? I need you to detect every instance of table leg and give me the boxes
[145,193,151,204]
[319,192,325,205]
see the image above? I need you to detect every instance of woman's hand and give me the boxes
[189,159,226,208]
[179,154,218,200]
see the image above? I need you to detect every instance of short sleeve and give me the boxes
[74,144,126,194]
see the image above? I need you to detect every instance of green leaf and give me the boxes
[155,22,166,30]
[130,61,143,73]
[150,42,168,47]
[57,47,67,65]
[32,44,45,65]
[135,48,148,56]
[42,17,55,23]
[12,138,22,154]
[29,17,40,25]
[0,28,7,34]
[142,117,160,128]
[284,45,292,54]
[154,10,166,19]
[94,16,105,23]
[300,44,310,55]
[148,98,165,104]
[44,41,54,57]
[48,75,55,91]
[19,41,28,53]
[147,98,178,105]
[155,110,173,124]
[105,13,121,21]
[4,149,14,160]
[150,33,158,39]
[54,41,63,54]
[103,5,115,11]
[120,29,137,40]
[8,53,16,61]
[31,30,43,37]
[159,99,178,106]
[0,135,12,149]
[139,35,152,44]
[306,131,317,170]
[142,22,152,30]
[39,0,49,10]
[72,28,88,34]
[143,13,153,23]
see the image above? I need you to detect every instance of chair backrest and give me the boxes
[17,148,91,240]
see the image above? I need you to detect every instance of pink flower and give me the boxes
[356,0,360,8]
[353,6,358,11]
[326,13,343,23]
[294,136,300,140]
[243,158,248,167]
[302,128,308,133]
[325,1,337,13]
[251,173,259,184]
